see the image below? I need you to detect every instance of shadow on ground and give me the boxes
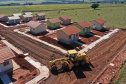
[51,63,94,79]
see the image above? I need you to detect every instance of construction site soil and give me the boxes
[0,24,126,84]
[8,53,40,84]
[42,29,126,84]
[40,36,83,51]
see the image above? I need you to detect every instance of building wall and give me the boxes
[0,16,8,22]
[59,17,71,25]
[89,20,104,30]
[47,21,60,29]
[30,24,47,34]
[22,17,32,22]
[8,19,20,24]
[36,15,45,20]
[74,24,91,35]
[57,30,79,44]
[0,59,13,72]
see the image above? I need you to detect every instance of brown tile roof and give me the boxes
[26,21,41,29]
[62,25,81,35]
[78,21,93,28]
[37,13,46,16]
[0,46,15,64]
[95,18,106,24]
[60,16,72,20]
[48,18,61,23]
[0,15,5,18]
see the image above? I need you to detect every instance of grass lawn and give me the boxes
[111,61,126,84]
[23,4,126,28]
[0,6,23,16]
[0,4,126,28]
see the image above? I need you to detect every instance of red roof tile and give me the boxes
[60,16,72,20]
[0,46,15,64]
[26,21,41,29]
[95,18,106,24]
[62,25,81,35]
[48,18,61,23]
[0,15,5,18]
[78,21,93,28]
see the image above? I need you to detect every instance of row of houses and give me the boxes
[27,17,106,44]
[0,12,46,24]
[47,16,72,29]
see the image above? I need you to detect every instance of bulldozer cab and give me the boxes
[67,50,78,61]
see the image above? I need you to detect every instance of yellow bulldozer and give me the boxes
[49,49,90,71]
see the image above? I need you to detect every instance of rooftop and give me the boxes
[13,13,22,16]
[24,12,33,15]
[26,21,41,28]
[62,25,81,35]
[37,13,46,16]
[60,16,72,20]
[23,14,33,18]
[48,18,61,23]
[78,21,93,28]
[0,46,15,64]
[95,18,106,24]
[8,16,20,20]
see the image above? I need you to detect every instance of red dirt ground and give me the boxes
[42,29,126,84]
[79,35,99,45]
[8,54,40,84]
[95,46,126,84]
[0,42,37,84]
[45,33,57,39]
[91,29,111,36]
[0,24,126,84]
[40,36,83,51]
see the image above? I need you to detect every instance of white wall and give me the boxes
[0,59,13,72]
[30,24,47,34]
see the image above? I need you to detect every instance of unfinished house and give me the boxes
[57,25,81,44]
[74,21,93,35]
[59,16,72,25]
[36,13,46,20]
[0,15,8,22]
[0,46,15,74]
[89,18,106,30]
[8,16,20,24]
[47,18,61,29]
[27,21,47,34]
[22,14,33,22]
[23,12,33,15]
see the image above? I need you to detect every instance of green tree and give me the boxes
[91,3,99,10]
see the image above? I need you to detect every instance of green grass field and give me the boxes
[0,6,23,16]
[0,4,126,28]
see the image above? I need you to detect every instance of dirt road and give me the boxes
[0,26,64,66]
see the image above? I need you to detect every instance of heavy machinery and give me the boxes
[49,49,90,71]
